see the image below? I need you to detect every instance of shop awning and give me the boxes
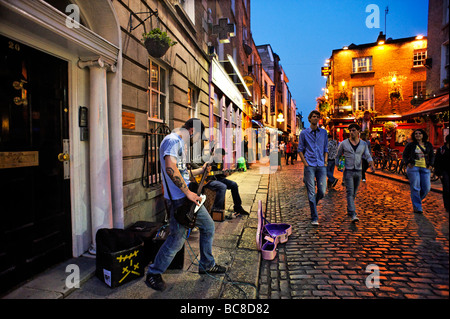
[402,93,449,118]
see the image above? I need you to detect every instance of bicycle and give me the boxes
[372,150,383,170]
[378,148,398,172]
[396,155,407,176]
[386,148,400,173]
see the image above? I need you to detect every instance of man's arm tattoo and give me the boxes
[166,167,187,190]
[166,167,175,178]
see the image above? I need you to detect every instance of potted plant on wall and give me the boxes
[142,28,177,58]
[389,87,403,102]
[337,91,349,106]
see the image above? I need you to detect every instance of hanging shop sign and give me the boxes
[270,85,276,115]
[321,66,331,76]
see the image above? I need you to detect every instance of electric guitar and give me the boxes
[174,141,218,229]
[174,163,210,229]
[194,169,238,184]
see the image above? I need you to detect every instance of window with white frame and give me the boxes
[442,43,449,87]
[187,85,198,118]
[413,49,427,67]
[413,81,426,98]
[352,56,373,73]
[178,0,195,24]
[352,86,374,112]
[149,61,167,122]
[444,0,449,25]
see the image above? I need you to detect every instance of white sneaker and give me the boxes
[351,215,359,222]
[311,220,319,226]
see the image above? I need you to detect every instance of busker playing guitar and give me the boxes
[204,148,249,219]
[145,118,226,291]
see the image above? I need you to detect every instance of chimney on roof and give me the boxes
[377,31,386,45]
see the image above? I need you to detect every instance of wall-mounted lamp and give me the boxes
[261,96,267,106]
[277,113,284,123]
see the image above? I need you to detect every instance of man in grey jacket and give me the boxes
[336,123,375,222]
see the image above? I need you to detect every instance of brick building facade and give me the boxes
[325,34,428,148]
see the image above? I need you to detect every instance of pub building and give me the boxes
[322,32,448,154]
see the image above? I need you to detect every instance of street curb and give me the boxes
[371,171,443,194]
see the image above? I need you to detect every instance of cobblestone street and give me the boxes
[259,160,449,299]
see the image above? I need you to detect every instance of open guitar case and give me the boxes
[256,200,292,261]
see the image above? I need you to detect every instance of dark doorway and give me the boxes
[0,35,72,294]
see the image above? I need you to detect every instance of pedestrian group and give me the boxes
[297,110,443,226]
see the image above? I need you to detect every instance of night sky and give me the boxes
[251,0,429,120]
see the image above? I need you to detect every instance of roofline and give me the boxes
[332,35,427,54]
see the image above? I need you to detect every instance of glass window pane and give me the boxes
[160,95,165,122]
[151,63,158,90]
[160,67,166,93]
[151,91,158,119]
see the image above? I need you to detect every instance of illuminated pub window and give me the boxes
[352,56,373,73]
[413,81,426,97]
[413,49,427,67]
[352,86,374,112]
[149,61,167,121]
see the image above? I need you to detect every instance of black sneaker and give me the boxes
[199,264,227,274]
[145,273,166,291]
[234,207,249,216]
[331,179,339,188]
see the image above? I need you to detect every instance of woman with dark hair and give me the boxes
[402,129,435,214]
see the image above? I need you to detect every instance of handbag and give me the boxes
[337,155,345,172]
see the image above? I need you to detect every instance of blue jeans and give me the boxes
[326,159,337,184]
[147,197,215,275]
[206,178,242,211]
[406,166,431,212]
[343,169,362,217]
[303,165,327,221]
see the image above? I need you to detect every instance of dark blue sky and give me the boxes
[251,0,429,120]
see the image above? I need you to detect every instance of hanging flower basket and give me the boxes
[337,91,349,106]
[384,121,397,132]
[144,38,170,58]
[389,88,403,102]
[142,28,177,58]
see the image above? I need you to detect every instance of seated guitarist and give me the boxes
[205,148,249,219]
[145,118,226,291]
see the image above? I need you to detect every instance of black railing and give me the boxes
[141,124,171,188]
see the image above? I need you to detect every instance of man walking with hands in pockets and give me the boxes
[336,123,375,222]
[298,110,328,226]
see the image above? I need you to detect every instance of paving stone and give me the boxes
[258,161,449,299]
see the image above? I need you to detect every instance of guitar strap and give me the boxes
[162,169,173,222]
